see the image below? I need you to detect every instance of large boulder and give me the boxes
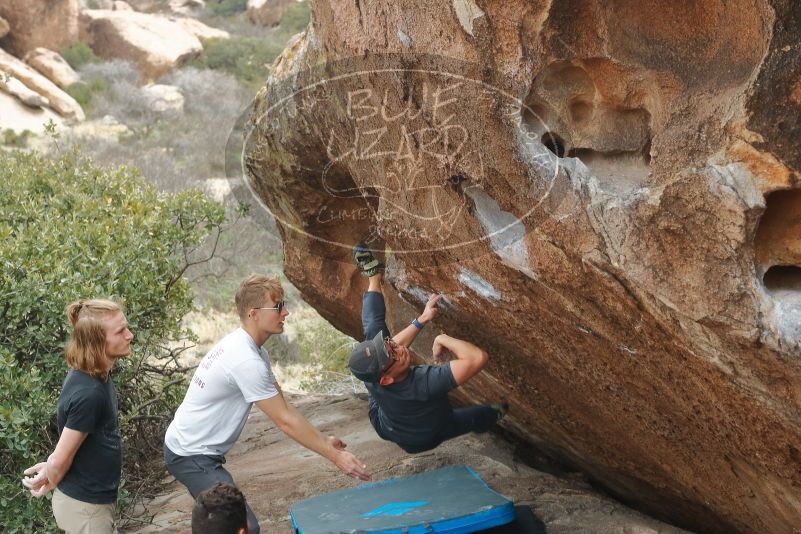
[247,0,295,26]
[0,0,79,56]
[79,10,202,81]
[243,1,801,533]
[0,48,83,120]
[24,48,80,89]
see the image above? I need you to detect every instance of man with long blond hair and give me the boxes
[164,274,370,534]
[22,298,133,533]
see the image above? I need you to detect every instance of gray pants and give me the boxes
[163,444,260,534]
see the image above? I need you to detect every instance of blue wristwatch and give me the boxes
[411,318,424,330]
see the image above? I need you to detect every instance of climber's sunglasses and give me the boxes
[252,300,286,313]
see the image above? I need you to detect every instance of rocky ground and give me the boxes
[126,394,688,533]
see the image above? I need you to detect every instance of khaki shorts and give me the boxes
[52,488,116,534]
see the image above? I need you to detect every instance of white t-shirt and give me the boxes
[165,328,279,456]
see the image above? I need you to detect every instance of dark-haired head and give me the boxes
[192,483,247,534]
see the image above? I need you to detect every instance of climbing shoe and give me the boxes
[490,402,509,422]
[353,242,384,277]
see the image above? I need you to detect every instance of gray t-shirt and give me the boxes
[165,328,279,456]
[365,363,457,450]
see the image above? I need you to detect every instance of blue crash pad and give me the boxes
[289,464,516,533]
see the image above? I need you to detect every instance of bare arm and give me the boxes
[432,334,489,386]
[255,392,370,480]
[392,294,442,348]
[22,428,88,497]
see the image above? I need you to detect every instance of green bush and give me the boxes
[0,149,225,532]
[2,128,32,147]
[188,1,310,90]
[188,35,285,89]
[0,350,55,530]
[60,43,100,71]
[279,1,311,34]
[269,305,358,395]
[206,0,247,16]
[64,78,109,110]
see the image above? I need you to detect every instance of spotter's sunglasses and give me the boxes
[252,300,286,313]
[382,339,400,373]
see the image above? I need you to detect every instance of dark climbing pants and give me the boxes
[362,291,392,341]
[164,444,260,534]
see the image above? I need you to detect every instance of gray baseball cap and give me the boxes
[348,331,390,383]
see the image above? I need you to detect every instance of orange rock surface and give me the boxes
[243,2,801,532]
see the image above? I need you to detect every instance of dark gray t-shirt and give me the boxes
[56,369,122,504]
[365,363,457,450]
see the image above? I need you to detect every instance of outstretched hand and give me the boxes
[22,462,54,498]
[326,434,370,480]
[419,294,443,324]
[332,449,371,481]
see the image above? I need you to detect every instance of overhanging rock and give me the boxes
[241,2,801,532]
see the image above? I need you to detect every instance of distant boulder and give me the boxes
[0,75,49,108]
[79,10,202,81]
[141,84,184,115]
[169,0,205,16]
[0,48,84,120]
[24,48,80,89]
[168,16,230,42]
[112,1,134,10]
[0,15,9,40]
[247,0,295,26]
[191,178,241,203]
[0,0,80,56]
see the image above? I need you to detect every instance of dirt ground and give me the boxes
[125,394,689,533]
